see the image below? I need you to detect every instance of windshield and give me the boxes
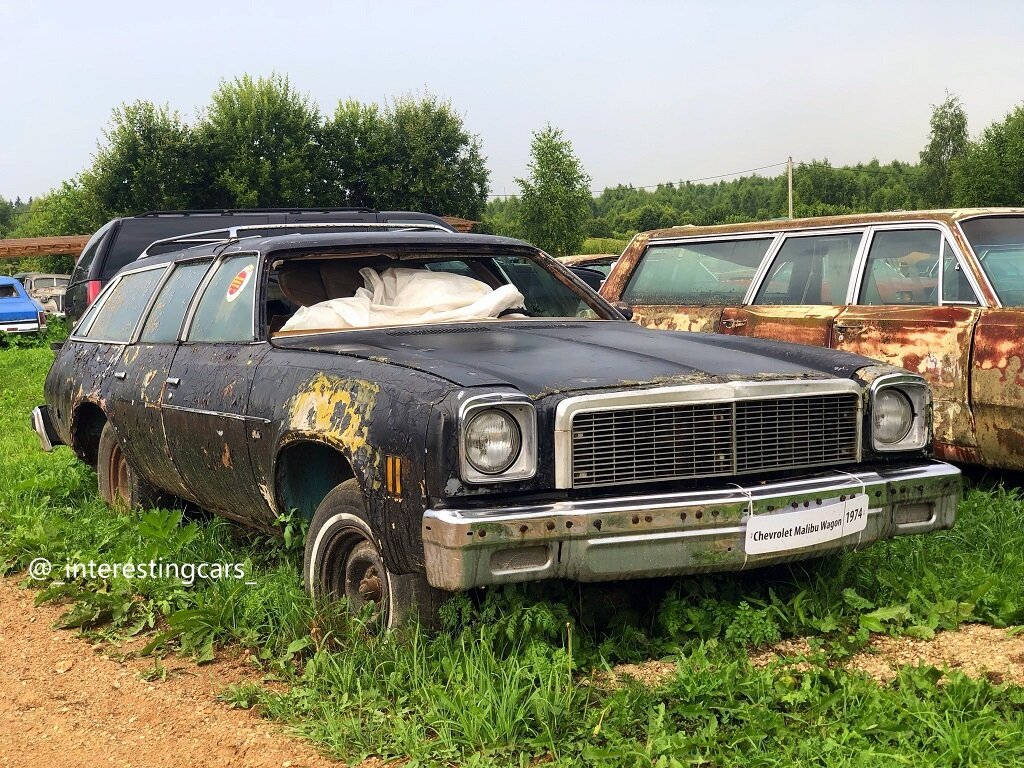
[269,250,612,336]
[961,216,1024,306]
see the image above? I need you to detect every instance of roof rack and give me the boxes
[135,207,377,217]
[137,221,452,260]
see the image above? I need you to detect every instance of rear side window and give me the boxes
[71,220,115,283]
[139,261,212,343]
[621,238,774,305]
[187,255,259,342]
[755,232,863,305]
[80,267,166,342]
[0,285,17,299]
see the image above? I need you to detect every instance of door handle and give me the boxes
[721,319,747,329]
[835,323,865,332]
[165,377,180,387]
[113,371,126,380]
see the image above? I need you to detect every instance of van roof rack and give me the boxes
[137,221,452,260]
[135,207,378,217]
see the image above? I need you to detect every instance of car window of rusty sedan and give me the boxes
[620,238,773,305]
[186,254,259,343]
[858,229,941,305]
[79,267,166,343]
[961,216,1024,306]
[139,261,212,343]
[754,232,862,305]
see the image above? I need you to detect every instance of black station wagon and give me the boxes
[33,224,962,627]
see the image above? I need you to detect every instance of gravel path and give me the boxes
[0,578,346,768]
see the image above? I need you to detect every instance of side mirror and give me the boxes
[611,301,633,321]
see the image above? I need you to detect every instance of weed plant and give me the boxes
[2,346,1023,765]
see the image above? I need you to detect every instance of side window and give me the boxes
[139,262,212,343]
[80,268,166,342]
[187,255,259,343]
[858,229,940,306]
[940,239,979,305]
[621,237,774,305]
[754,232,862,305]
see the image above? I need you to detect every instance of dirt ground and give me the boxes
[3,574,1022,768]
[0,577,352,768]
[750,624,1024,685]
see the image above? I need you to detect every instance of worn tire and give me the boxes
[303,478,445,631]
[96,421,166,511]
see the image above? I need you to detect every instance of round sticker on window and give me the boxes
[225,264,254,303]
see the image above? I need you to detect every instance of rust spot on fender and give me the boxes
[221,443,233,469]
[287,373,380,454]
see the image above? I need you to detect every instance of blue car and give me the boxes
[0,276,46,335]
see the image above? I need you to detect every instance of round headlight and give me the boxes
[465,409,522,475]
[873,389,913,444]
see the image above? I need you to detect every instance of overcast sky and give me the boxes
[2,0,1022,203]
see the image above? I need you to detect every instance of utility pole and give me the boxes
[787,156,794,219]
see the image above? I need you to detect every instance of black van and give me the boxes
[66,208,456,322]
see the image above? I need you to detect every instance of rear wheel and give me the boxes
[303,478,445,630]
[97,422,166,510]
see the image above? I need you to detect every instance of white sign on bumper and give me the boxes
[744,495,869,555]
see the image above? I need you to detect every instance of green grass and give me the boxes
[2,344,1024,765]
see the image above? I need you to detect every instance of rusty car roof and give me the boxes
[640,208,1024,241]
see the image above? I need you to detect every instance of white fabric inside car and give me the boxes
[279,267,526,332]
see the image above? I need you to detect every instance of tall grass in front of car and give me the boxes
[4,345,1024,766]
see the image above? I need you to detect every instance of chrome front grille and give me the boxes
[570,393,860,488]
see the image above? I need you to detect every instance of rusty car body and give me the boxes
[602,209,1024,471]
[34,225,961,626]
[14,272,70,316]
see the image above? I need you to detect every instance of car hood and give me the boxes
[273,320,876,395]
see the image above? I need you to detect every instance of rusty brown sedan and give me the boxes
[602,209,1024,470]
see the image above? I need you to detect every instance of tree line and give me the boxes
[4,90,1024,272]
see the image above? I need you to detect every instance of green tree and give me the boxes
[90,101,206,215]
[201,74,323,207]
[919,93,969,206]
[321,94,489,217]
[952,105,1024,207]
[515,124,592,257]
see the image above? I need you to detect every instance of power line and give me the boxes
[486,160,790,199]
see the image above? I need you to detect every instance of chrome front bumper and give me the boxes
[422,462,961,591]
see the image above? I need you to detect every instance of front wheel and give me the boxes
[303,478,445,630]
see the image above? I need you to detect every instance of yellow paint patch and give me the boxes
[287,373,380,454]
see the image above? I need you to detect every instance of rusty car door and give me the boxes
[831,227,982,458]
[614,235,777,333]
[971,309,1024,469]
[160,253,270,522]
[720,230,864,347]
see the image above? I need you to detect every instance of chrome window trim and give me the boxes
[181,250,261,343]
[954,217,1013,308]
[69,262,169,343]
[745,227,868,307]
[458,392,538,484]
[848,223,984,308]
[553,379,863,489]
[622,232,781,306]
[136,257,215,344]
